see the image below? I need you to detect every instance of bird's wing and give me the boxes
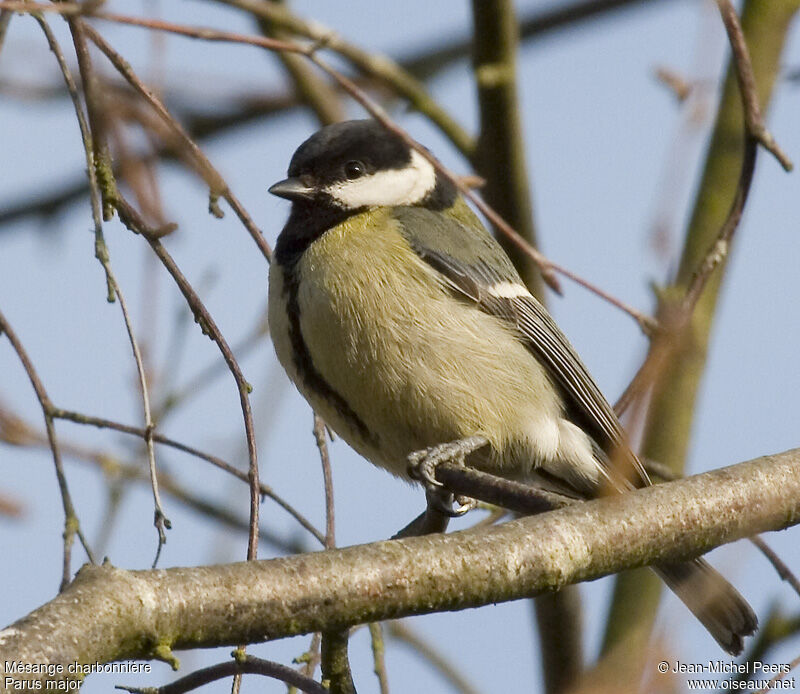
[395,205,648,487]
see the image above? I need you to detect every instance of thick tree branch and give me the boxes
[2,448,798,688]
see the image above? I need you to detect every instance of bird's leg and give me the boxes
[408,435,488,516]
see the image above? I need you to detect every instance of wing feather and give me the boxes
[400,210,648,487]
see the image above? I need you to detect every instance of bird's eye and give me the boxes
[344,160,366,180]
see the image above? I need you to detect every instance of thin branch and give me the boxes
[251,3,345,126]
[0,309,96,588]
[313,415,335,550]
[0,403,306,554]
[295,632,322,686]
[615,0,793,416]
[387,621,481,694]
[55,13,171,562]
[368,623,390,694]
[0,0,678,230]
[107,267,173,565]
[49,407,323,545]
[116,653,327,694]
[312,417,354,694]
[716,0,793,171]
[213,0,473,156]
[133,229,261,562]
[749,536,800,600]
[81,22,271,263]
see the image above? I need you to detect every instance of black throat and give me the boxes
[273,199,359,269]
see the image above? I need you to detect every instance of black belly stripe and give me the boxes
[272,181,456,447]
[280,258,376,447]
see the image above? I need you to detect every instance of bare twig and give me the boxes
[616,0,793,416]
[368,622,390,694]
[716,0,793,171]
[108,269,173,565]
[214,0,473,156]
[654,66,694,102]
[116,653,327,694]
[0,403,305,554]
[111,196,262,566]
[55,14,172,562]
[0,310,96,588]
[48,406,323,544]
[82,22,271,262]
[313,415,335,550]
[749,536,800,600]
[294,632,322,685]
[312,416,354,693]
[387,621,481,694]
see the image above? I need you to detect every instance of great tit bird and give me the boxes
[267,119,756,654]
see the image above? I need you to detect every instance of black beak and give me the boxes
[268,177,316,201]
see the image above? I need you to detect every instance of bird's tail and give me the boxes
[654,558,757,655]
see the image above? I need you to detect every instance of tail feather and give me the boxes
[654,558,757,655]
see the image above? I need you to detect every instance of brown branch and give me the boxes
[0,309,96,588]
[111,195,262,564]
[116,653,327,694]
[387,621,481,694]
[368,623,390,694]
[311,418,353,694]
[0,403,306,554]
[615,0,794,417]
[48,406,323,545]
[716,0,793,171]
[213,0,473,156]
[81,22,271,262]
[749,536,800,600]
[0,0,679,231]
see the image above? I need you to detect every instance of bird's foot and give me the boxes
[424,488,478,518]
[408,435,488,515]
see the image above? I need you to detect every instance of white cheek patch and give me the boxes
[487,281,530,298]
[325,149,437,208]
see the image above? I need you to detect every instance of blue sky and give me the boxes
[1,1,799,692]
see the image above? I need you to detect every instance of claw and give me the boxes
[453,495,478,515]
[407,435,489,493]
